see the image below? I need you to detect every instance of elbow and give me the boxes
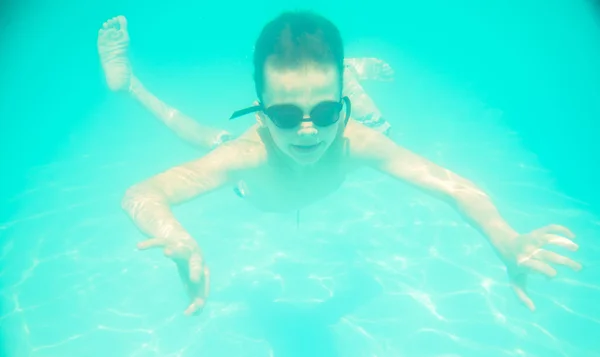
[120,182,159,214]
[121,185,140,214]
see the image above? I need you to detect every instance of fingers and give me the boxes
[507,224,580,313]
[137,237,166,250]
[137,237,209,317]
[203,266,211,300]
[518,256,557,278]
[531,225,578,252]
[510,277,535,312]
[537,250,582,271]
[183,267,210,316]
[544,234,579,251]
[137,237,190,258]
[184,297,206,316]
[188,253,204,283]
[535,224,575,239]
[178,255,209,316]
[520,247,583,277]
[532,225,581,271]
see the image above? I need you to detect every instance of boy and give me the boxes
[113,11,581,316]
[97,15,395,150]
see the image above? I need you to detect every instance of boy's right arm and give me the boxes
[121,139,261,240]
[121,139,264,315]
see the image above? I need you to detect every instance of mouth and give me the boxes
[290,142,322,154]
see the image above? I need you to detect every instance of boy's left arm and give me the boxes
[353,129,582,311]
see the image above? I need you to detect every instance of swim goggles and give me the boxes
[230,96,351,129]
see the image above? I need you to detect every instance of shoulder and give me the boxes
[343,119,398,163]
[177,136,266,188]
[200,124,268,173]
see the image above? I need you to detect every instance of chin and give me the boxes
[288,142,326,165]
[293,154,323,166]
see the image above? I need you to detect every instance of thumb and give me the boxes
[137,237,165,250]
[510,273,535,311]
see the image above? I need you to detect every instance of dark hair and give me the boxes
[253,10,345,101]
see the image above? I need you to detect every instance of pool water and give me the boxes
[1,1,600,356]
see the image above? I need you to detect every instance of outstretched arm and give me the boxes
[352,126,581,311]
[122,139,264,315]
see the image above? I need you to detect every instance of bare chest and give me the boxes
[235,163,348,213]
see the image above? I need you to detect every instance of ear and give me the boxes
[253,100,266,126]
[342,96,352,125]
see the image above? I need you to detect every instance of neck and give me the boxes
[289,159,318,174]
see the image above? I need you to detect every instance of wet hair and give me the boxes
[253,10,345,101]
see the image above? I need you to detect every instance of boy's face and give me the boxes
[259,61,345,166]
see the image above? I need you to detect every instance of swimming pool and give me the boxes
[1,1,599,356]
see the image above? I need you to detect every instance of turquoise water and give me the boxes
[1,0,600,356]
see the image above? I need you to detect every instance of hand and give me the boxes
[137,235,210,316]
[494,224,581,311]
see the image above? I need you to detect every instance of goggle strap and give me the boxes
[229,105,262,120]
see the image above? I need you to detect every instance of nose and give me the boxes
[297,119,318,136]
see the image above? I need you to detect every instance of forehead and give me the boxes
[262,61,340,109]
